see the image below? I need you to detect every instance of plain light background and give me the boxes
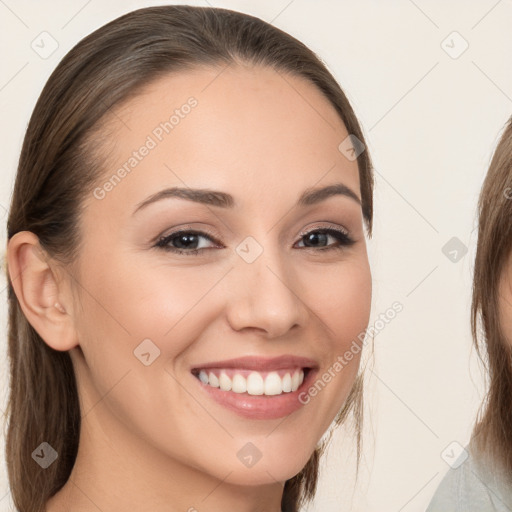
[1,1,511,511]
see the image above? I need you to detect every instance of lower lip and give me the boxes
[192,368,318,420]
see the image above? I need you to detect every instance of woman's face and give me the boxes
[68,64,372,486]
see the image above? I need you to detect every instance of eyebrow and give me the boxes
[132,182,361,215]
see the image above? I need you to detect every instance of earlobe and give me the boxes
[6,230,78,352]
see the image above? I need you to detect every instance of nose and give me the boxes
[224,243,308,338]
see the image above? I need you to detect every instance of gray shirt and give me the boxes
[427,447,512,512]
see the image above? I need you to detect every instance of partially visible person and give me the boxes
[427,116,512,511]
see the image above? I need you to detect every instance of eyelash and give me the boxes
[154,226,355,256]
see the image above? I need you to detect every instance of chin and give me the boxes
[217,451,314,487]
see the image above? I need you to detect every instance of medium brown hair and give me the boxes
[471,116,512,476]
[3,5,374,511]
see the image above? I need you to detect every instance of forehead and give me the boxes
[85,64,360,220]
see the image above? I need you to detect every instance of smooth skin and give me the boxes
[8,64,372,512]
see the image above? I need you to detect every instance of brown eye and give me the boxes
[296,228,354,251]
[155,230,220,255]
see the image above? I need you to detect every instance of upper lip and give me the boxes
[191,355,319,372]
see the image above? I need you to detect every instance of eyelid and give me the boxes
[297,222,350,239]
[154,224,221,245]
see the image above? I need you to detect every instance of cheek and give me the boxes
[304,255,372,344]
[77,253,220,354]
[72,252,231,430]
[295,256,371,416]
[71,255,226,464]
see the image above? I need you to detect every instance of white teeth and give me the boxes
[264,372,283,395]
[291,372,300,392]
[282,373,292,392]
[219,372,232,391]
[208,372,219,388]
[232,373,247,393]
[197,369,305,396]
[247,372,264,395]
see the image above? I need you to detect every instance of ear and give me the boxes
[6,230,78,351]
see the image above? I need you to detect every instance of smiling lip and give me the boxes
[190,355,319,373]
[190,355,319,420]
